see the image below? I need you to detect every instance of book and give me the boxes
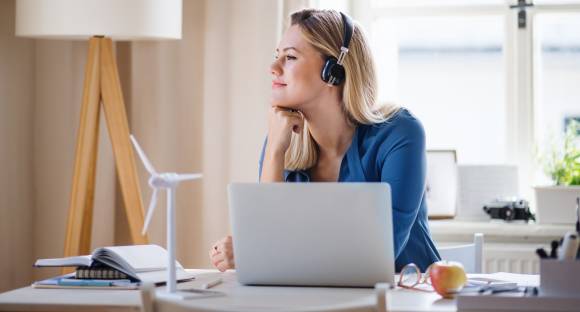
[34,244,194,284]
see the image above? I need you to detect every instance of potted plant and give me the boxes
[534,120,580,224]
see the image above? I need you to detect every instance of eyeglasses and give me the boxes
[397,263,434,292]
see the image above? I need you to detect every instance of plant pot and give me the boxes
[534,186,580,224]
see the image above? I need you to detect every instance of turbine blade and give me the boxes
[129,135,157,175]
[141,189,159,235]
[174,173,203,182]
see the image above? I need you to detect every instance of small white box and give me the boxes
[540,259,580,298]
[534,186,580,224]
[456,165,518,221]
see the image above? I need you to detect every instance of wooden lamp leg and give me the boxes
[64,37,148,267]
[100,38,148,245]
[64,37,102,260]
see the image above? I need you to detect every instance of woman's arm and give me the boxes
[379,118,427,259]
[260,139,286,182]
[259,107,304,182]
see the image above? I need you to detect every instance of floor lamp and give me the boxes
[15,0,183,259]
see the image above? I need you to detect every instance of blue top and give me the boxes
[258,108,440,271]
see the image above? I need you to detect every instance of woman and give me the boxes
[209,9,440,272]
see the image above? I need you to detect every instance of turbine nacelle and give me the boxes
[149,173,179,188]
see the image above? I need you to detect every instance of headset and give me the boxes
[320,12,353,86]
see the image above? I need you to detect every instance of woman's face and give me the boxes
[270,25,327,110]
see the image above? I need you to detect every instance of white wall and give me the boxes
[0,0,35,292]
[200,0,279,260]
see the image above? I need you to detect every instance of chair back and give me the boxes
[437,233,484,273]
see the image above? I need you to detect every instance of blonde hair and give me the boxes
[285,9,400,171]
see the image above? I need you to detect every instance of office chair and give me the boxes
[437,233,484,274]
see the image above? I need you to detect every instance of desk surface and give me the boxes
[0,270,453,312]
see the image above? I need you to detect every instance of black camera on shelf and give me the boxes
[483,199,535,222]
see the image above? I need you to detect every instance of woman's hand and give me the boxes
[209,235,235,272]
[260,107,304,182]
[266,107,304,156]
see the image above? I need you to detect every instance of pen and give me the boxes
[550,240,559,259]
[477,284,519,295]
[201,278,222,290]
[535,247,548,259]
[490,286,521,294]
[559,231,579,260]
[577,197,580,259]
[576,197,579,234]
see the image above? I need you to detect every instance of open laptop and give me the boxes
[228,182,395,287]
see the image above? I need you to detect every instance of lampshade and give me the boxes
[15,0,182,40]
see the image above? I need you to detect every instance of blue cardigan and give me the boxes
[258,108,440,271]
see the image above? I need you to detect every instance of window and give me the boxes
[372,16,506,164]
[533,12,580,183]
[370,0,505,7]
[314,0,580,193]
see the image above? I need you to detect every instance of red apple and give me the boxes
[429,260,467,298]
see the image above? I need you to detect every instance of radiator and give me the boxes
[483,243,541,274]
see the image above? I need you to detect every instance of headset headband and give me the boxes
[337,12,353,66]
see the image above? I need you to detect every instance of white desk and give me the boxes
[0,270,454,312]
[151,271,455,312]
[2,269,556,312]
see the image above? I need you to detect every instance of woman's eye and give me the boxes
[273,54,296,61]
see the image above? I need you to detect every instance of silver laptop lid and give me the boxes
[228,182,395,287]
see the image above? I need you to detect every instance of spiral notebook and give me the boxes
[75,265,128,279]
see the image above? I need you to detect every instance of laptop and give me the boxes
[227,182,395,287]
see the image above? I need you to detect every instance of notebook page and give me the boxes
[34,255,92,267]
[101,244,183,273]
[468,272,539,287]
[137,269,195,284]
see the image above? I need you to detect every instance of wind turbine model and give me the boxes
[130,135,202,298]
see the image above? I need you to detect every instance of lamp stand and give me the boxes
[63,36,148,262]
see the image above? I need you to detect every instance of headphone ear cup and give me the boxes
[321,57,337,83]
[329,64,345,85]
[321,57,345,86]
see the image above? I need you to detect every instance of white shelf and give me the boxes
[429,220,573,244]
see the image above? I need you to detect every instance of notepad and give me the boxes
[34,244,194,284]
